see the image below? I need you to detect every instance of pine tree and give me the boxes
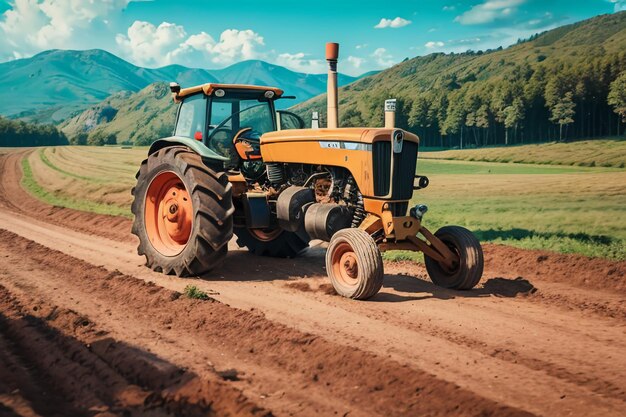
[550,92,576,141]
[608,73,626,132]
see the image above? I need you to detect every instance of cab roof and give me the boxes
[174,83,284,102]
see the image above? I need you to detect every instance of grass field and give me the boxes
[17,144,626,260]
[421,139,626,168]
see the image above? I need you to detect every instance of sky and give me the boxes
[0,0,624,76]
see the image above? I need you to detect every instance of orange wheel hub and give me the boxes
[250,228,282,242]
[331,242,359,287]
[145,171,193,256]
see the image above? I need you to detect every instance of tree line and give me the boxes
[69,130,118,146]
[0,116,68,147]
[340,51,626,148]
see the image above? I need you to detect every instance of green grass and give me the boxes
[382,250,423,263]
[409,179,626,261]
[421,139,626,169]
[183,285,211,300]
[416,159,608,175]
[20,157,131,218]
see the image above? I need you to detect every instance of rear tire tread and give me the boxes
[131,146,233,277]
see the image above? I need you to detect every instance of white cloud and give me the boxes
[347,56,364,68]
[374,17,412,29]
[443,5,456,11]
[275,52,325,73]
[371,48,394,67]
[115,21,187,66]
[608,0,626,12]
[425,41,445,49]
[355,43,368,49]
[455,0,526,25]
[208,29,264,64]
[0,0,132,59]
[116,22,265,67]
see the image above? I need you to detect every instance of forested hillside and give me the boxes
[0,116,68,147]
[293,12,626,148]
[60,82,174,146]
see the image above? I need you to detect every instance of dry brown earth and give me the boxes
[1,149,625,417]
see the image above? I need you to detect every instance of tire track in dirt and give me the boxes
[283,275,626,402]
[0,229,533,417]
[0,285,270,417]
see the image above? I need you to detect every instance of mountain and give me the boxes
[59,82,174,145]
[292,12,626,146]
[0,49,361,123]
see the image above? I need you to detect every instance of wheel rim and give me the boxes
[331,242,359,288]
[145,171,193,256]
[250,228,282,242]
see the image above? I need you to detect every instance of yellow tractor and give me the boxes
[131,43,483,300]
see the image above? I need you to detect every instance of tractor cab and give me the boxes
[169,83,305,170]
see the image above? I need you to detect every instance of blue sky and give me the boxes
[0,0,623,75]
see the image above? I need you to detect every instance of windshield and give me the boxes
[207,97,274,158]
[174,94,206,139]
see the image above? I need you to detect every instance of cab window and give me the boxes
[207,97,274,159]
[239,100,274,135]
[174,94,207,140]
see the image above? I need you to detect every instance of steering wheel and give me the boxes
[207,102,267,142]
[233,127,264,161]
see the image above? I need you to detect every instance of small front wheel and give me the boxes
[326,228,383,300]
[424,226,484,290]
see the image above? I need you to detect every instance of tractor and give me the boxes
[131,42,483,300]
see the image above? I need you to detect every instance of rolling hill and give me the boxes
[293,12,626,146]
[60,82,175,145]
[0,49,361,123]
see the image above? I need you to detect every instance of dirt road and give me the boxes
[1,149,625,417]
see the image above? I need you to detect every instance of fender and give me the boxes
[148,136,229,162]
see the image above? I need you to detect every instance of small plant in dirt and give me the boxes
[183,285,210,300]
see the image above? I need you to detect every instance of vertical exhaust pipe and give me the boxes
[326,42,339,129]
[385,99,396,129]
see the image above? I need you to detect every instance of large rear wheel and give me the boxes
[326,228,384,300]
[131,146,234,276]
[424,226,483,290]
[234,226,310,258]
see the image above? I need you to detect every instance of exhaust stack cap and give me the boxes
[385,99,397,112]
[385,99,397,128]
[326,42,339,62]
[169,82,181,94]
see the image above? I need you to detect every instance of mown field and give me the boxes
[421,139,626,168]
[19,142,626,260]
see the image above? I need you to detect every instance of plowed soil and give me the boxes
[1,149,625,417]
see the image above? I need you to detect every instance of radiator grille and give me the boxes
[372,140,418,200]
[372,141,391,196]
